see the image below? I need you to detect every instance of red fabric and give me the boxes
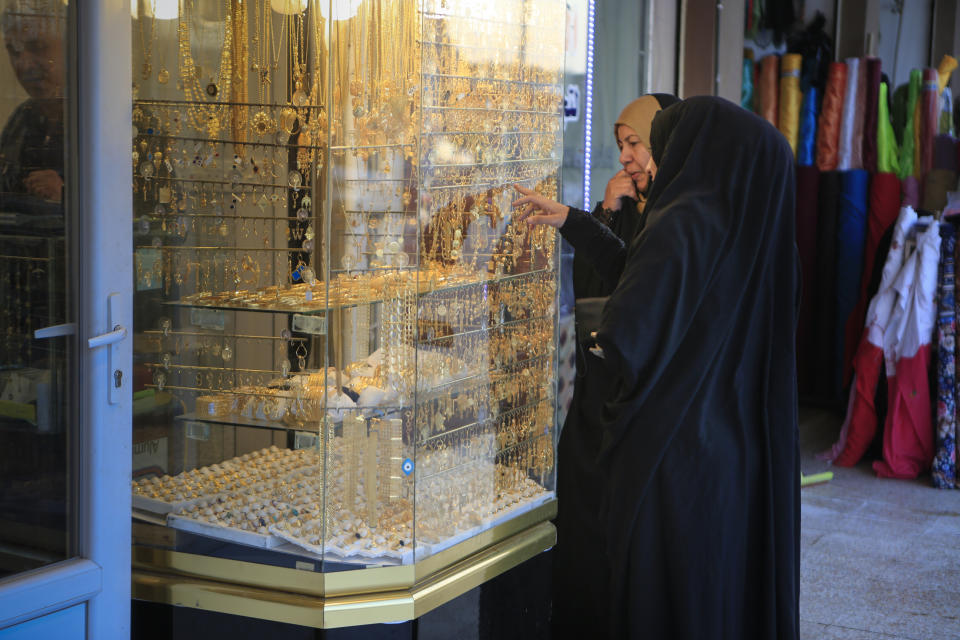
[795,166,819,393]
[919,68,939,179]
[842,173,901,386]
[861,58,882,173]
[873,345,935,478]
[816,62,847,171]
[834,338,885,466]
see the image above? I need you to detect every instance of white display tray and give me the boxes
[167,514,285,549]
[133,494,195,515]
[269,525,416,565]
[423,490,555,558]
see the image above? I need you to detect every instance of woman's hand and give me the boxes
[512,184,570,228]
[24,169,63,202]
[602,170,637,210]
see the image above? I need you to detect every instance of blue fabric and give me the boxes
[835,169,869,397]
[741,58,754,110]
[797,88,818,166]
[933,224,958,488]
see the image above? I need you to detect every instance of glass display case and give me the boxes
[130,0,564,626]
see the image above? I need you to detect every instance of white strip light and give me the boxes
[582,0,596,210]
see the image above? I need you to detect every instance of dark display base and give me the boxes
[132,547,553,640]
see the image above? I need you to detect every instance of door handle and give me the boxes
[34,322,77,339]
[87,325,127,349]
[92,293,127,405]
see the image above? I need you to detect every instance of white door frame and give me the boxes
[0,1,132,637]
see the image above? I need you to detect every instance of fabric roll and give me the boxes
[932,224,957,489]
[862,58,882,173]
[838,57,862,169]
[817,62,847,172]
[742,56,755,110]
[902,176,921,207]
[779,53,803,156]
[919,68,939,178]
[796,166,820,393]
[938,54,958,94]
[753,55,762,113]
[813,171,842,401]
[940,88,954,136]
[922,169,957,212]
[797,89,818,166]
[850,59,867,169]
[842,173,902,385]
[892,83,909,145]
[836,169,870,397]
[759,55,780,127]
[877,82,900,174]
[934,134,958,171]
[899,70,921,180]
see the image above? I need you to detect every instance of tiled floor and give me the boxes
[799,407,960,640]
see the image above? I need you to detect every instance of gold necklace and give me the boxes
[136,4,156,80]
[178,0,233,136]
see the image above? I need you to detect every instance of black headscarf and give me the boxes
[592,96,800,637]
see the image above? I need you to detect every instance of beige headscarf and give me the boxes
[614,95,663,152]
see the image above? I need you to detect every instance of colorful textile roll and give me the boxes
[938,54,957,94]
[932,225,958,489]
[796,166,820,393]
[817,62,847,172]
[919,68,939,178]
[851,59,867,169]
[862,58,882,173]
[779,53,803,156]
[922,169,957,212]
[940,88,954,136]
[813,171,842,401]
[899,70,921,180]
[836,170,870,397]
[902,175,921,207]
[797,89,818,167]
[934,134,958,171]
[742,56,754,110]
[838,58,862,169]
[877,82,900,174]
[759,55,779,127]
[842,172,902,386]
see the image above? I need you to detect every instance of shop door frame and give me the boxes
[0,1,132,638]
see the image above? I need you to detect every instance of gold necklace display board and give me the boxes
[130,0,564,625]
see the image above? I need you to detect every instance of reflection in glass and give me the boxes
[0,0,71,579]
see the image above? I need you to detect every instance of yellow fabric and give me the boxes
[614,96,663,152]
[778,53,803,157]
[938,54,957,94]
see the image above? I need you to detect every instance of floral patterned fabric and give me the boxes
[933,224,957,489]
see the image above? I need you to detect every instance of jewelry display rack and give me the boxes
[130,0,564,628]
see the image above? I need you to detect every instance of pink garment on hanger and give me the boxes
[828,207,917,465]
[874,219,941,479]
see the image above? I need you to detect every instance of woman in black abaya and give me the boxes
[515,96,800,639]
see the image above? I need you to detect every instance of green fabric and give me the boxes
[877,83,900,174]
[898,70,921,180]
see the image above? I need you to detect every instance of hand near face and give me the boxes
[512,184,570,228]
[24,169,63,202]
[602,170,638,211]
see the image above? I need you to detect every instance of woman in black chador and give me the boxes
[516,96,800,639]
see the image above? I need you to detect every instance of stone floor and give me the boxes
[798,406,960,640]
